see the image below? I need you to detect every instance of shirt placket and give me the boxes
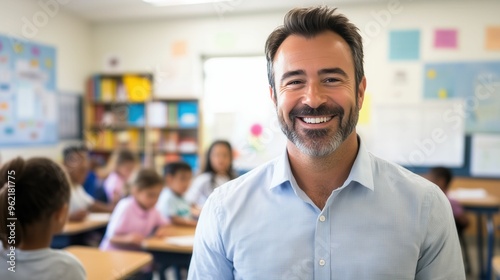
[314,207,331,280]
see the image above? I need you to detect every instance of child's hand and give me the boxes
[126,233,144,246]
[154,226,171,238]
[190,206,202,218]
[69,210,88,222]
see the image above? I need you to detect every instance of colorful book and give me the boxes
[123,75,151,102]
[177,102,198,128]
[147,102,168,128]
[167,102,178,126]
[127,104,145,126]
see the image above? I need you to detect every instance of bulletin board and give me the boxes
[0,34,57,146]
[423,61,500,133]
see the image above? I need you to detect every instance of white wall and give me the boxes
[90,0,500,95]
[0,0,92,163]
[90,0,500,168]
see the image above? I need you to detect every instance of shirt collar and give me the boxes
[269,136,375,191]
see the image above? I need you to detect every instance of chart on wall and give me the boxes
[423,61,500,133]
[0,34,57,146]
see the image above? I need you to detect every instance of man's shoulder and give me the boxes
[369,153,439,193]
[212,158,278,199]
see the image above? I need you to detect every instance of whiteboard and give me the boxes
[369,99,465,167]
[470,134,500,177]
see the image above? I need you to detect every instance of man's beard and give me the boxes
[277,103,359,157]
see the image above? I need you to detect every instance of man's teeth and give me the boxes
[302,116,333,124]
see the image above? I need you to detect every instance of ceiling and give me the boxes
[58,0,390,23]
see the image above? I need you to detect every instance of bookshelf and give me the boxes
[84,73,152,166]
[84,73,201,174]
[148,98,200,174]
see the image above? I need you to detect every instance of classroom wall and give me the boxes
[89,0,500,169]
[90,0,500,95]
[0,0,92,162]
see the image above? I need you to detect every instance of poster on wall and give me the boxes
[0,34,57,146]
[423,61,500,133]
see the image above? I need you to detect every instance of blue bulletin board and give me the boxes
[0,34,57,146]
[423,61,500,133]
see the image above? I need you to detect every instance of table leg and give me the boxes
[486,213,495,280]
[477,213,485,280]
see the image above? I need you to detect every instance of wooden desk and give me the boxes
[52,213,110,248]
[63,213,110,235]
[493,256,500,280]
[456,195,500,280]
[142,225,195,280]
[66,246,152,280]
[142,225,195,253]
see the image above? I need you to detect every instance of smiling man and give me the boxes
[188,6,465,280]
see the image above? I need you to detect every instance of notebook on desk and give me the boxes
[164,235,195,247]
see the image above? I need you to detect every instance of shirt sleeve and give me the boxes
[104,200,130,237]
[415,187,466,280]
[60,251,86,280]
[187,189,234,280]
[184,174,208,206]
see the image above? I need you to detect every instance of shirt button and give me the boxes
[319,259,326,266]
[319,215,326,222]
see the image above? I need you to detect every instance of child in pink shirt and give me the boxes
[103,149,138,206]
[100,168,170,279]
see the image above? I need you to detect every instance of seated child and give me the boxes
[157,162,197,227]
[63,145,113,222]
[102,149,138,206]
[0,157,86,280]
[100,168,170,251]
[424,166,469,231]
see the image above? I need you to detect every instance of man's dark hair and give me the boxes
[265,6,364,97]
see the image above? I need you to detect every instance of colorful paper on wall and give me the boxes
[389,30,420,60]
[434,29,458,49]
[358,93,371,125]
[485,26,500,50]
[171,40,187,57]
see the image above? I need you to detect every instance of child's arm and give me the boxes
[170,216,198,227]
[69,209,88,222]
[110,232,144,246]
[89,200,114,213]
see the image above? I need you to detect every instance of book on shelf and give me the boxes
[123,75,152,102]
[116,129,144,150]
[167,102,178,127]
[178,137,197,153]
[177,101,198,128]
[127,104,145,126]
[158,131,179,152]
[147,102,168,128]
[181,154,199,174]
[101,78,117,102]
[88,74,151,103]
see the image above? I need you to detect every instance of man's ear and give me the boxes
[269,86,277,106]
[357,77,366,110]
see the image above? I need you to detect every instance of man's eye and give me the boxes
[324,78,340,83]
[287,80,302,85]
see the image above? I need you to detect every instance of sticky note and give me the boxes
[358,93,371,125]
[485,26,500,50]
[389,30,420,60]
[171,40,187,57]
[434,29,458,49]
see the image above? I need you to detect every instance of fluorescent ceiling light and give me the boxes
[143,0,234,6]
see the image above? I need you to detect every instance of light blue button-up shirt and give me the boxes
[188,138,465,280]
